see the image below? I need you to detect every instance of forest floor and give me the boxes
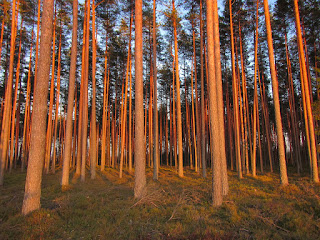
[1,167,320,240]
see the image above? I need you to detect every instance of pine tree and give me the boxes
[22,0,55,215]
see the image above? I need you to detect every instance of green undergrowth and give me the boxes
[0,167,320,239]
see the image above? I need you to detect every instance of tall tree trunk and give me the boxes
[213,0,228,195]
[257,100,263,173]
[285,33,302,174]
[119,9,133,179]
[134,0,146,199]
[76,81,83,176]
[101,34,109,171]
[153,0,159,180]
[45,10,56,174]
[252,0,259,177]
[263,0,288,185]
[190,56,197,171]
[200,0,206,178]
[229,0,242,179]
[72,92,77,169]
[22,0,54,214]
[52,30,62,174]
[21,31,34,172]
[239,24,249,175]
[207,0,223,206]
[0,0,17,185]
[14,90,21,169]
[106,72,111,167]
[191,24,199,173]
[62,0,78,187]
[294,0,319,183]
[259,71,273,172]
[9,18,23,173]
[226,82,233,170]
[172,0,183,178]
[170,45,177,172]
[90,1,97,180]
[81,0,90,182]
[128,63,133,173]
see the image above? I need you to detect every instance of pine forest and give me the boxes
[0,0,320,239]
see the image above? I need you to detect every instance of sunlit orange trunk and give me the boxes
[294,0,319,183]
[172,0,184,177]
[200,0,206,178]
[101,35,108,171]
[119,10,133,178]
[22,0,55,215]
[134,0,146,198]
[229,0,242,179]
[81,0,90,181]
[192,25,199,173]
[9,18,23,172]
[213,0,228,195]
[264,0,288,185]
[61,0,78,187]
[170,45,177,171]
[153,0,159,180]
[45,10,57,174]
[252,0,259,177]
[52,29,62,174]
[0,0,18,185]
[90,1,97,179]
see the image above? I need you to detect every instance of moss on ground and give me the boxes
[0,167,320,239]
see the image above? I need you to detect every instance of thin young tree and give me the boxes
[229,0,242,179]
[45,9,57,174]
[119,8,133,179]
[101,35,109,172]
[22,0,55,214]
[153,0,159,181]
[10,18,23,173]
[0,0,17,185]
[172,0,184,177]
[90,0,97,180]
[200,0,206,178]
[81,0,90,182]
[61,0,78,188]
[252,0,259,177]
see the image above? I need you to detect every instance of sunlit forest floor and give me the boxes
[1,166,320,239]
